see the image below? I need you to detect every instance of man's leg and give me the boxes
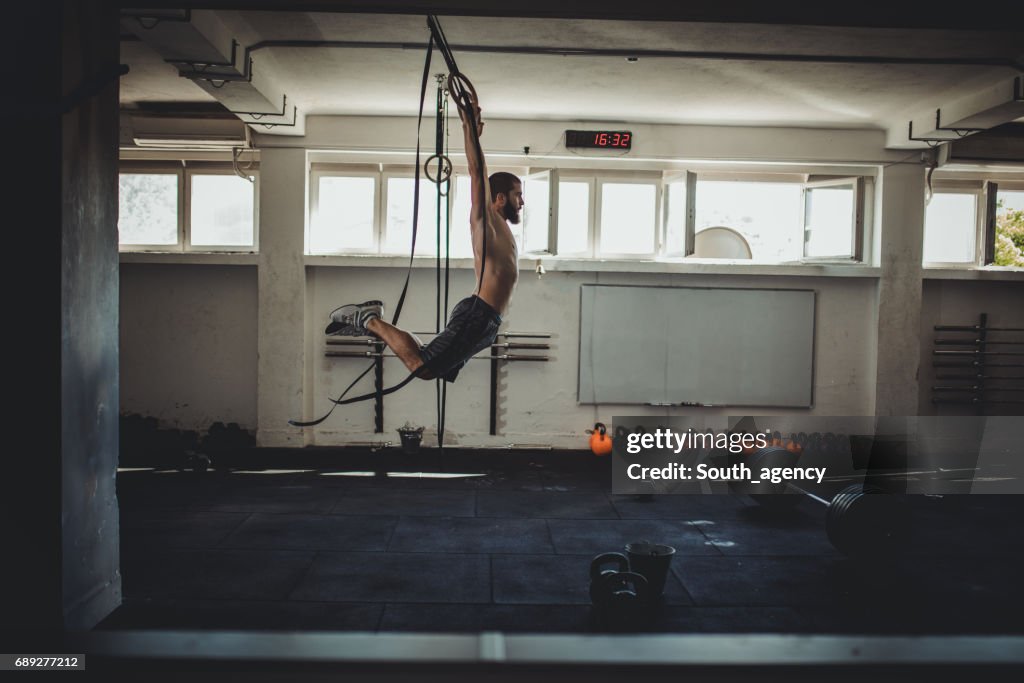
[366,318,435,379]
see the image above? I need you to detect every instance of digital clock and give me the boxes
[565,130,632,150]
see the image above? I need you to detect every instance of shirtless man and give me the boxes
[325,96,522,383]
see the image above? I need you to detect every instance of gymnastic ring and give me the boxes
[424,154,453,184]
[447,71,478,106]
[447,71,482,129]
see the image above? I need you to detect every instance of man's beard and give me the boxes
[502,203,521,224]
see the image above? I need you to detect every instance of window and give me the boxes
[803,178,861,260]
[556,179,592,256]
[994,189,1024,267]
[308,162,873,265]
[522,170,553,254]
[119,171,179,247]
[189,174,256,247]
[383,174,446,256]
[598,180,659,257]
[923,176,1024,267]
[695,179,803,261]
[923,191,978,264]
[662,173,691,257]
[118,161,257,252]
[310,173,377,254]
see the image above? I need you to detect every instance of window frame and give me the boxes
[594,171,663,259]
[552,173,597,258]
[183,161,259,254]
[118,159,259,253]
[309,164,382,255]
[801,175,866,263]
[117,161,185,252]
[691,171,815,264]
[923,174,1024,269]
[986,180,1024,267]
[923,180,984,267]
[381,166,455,257]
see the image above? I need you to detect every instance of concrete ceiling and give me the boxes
[119,9,1024,148]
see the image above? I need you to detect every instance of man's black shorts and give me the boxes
[419,295,502,383]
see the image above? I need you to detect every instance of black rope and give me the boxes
[434,78,447,451]
[290,15,489,429]
[289,31,436,428]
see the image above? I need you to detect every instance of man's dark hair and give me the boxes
[489,172,521,202]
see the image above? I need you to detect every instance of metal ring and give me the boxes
[424,154,453,184]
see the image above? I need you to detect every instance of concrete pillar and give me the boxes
[257,148,308,446]
[4,1,122,640]
[873,163,926,415]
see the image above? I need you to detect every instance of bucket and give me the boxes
[625,542,676,597]
[397,426,424,455]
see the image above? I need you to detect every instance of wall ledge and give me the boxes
[922,267,1024,281]
[305,254,882,278]
[120,252,259,265]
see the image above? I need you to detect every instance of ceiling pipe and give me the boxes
[240,38,1022,68]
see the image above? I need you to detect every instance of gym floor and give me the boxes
[98,448,1024,635]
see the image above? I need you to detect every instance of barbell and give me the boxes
[731,446,911,558]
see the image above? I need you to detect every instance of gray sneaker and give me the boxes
[325,300,384,336]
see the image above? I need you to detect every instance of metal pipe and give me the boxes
[933,361,1024,368]
[933,350,1024,356]
[932,398,1024,404]
[326,351,549,361]
[934,340,1024,346]
[934,374,1024,380]
[932,386,1024,392]
[934,326,1024,332]
[246,39,1022,68]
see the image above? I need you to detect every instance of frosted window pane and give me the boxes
[118,173,178,246]
[923,193,976,263]
[190,174,254,247]
[311,176,376,253]
[696,181,802,261]
[804,185,854,258]
[557,181,590,255]
[600,183,656,255]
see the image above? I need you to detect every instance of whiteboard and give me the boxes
[578,284,815,407]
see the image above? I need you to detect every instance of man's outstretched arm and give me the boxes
[459,99,488,227]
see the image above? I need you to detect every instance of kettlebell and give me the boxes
[588,422,613,457]
[590,552,629,584]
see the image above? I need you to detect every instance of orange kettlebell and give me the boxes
[588,422,613,456]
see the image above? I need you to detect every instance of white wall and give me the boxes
[308,266,878,448]
[120,263,258,430]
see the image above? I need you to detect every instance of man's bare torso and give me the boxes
[473,206,519,315]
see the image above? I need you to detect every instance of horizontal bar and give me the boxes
[492,342,550,349]
[933,326,1024,332]
[326,351,549,361]
[499,332,552,338]
[934,340,1024,346]
[934,374,1024,380]
[932,398,1024,404]
[933,361,1024,368]
[933,350,1024,356]
[932,386,1024,392]
[325,340,548,350]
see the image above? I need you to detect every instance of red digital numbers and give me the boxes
[568,130,633,149]
[593,132,631,147]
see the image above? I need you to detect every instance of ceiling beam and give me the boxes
[887,74,1024,150]
[122,8,303,137]
[117,2,1024,32]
